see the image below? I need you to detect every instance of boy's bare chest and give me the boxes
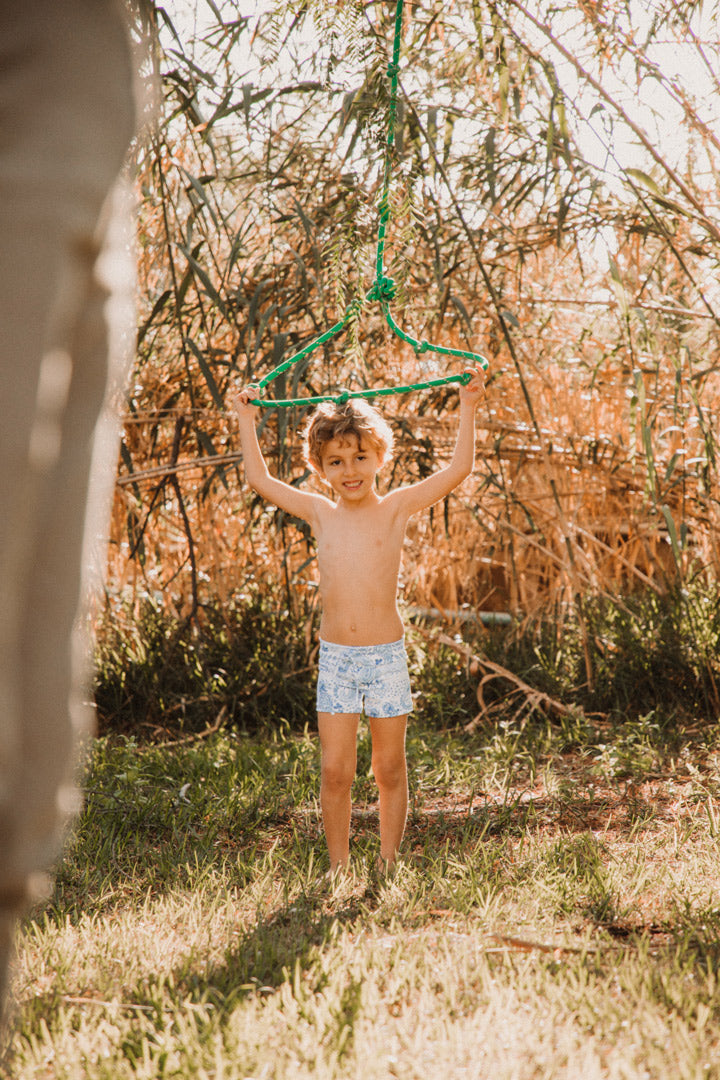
[315,506,403,571]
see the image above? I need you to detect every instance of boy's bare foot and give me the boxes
[324,862,351,890]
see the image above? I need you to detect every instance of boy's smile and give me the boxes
[318,435,382,504]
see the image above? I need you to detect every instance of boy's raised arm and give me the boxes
[232,387,324,524]
[392,365,485,517]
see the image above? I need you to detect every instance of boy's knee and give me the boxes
[372,753,406,792]
[321,758,355,795]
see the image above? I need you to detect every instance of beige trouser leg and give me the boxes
[0,0,136,1017]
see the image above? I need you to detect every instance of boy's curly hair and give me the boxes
[302,398,395,472]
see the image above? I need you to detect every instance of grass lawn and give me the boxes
[4,711,720,1078]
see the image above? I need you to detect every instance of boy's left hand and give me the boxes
[230,384,260,421]
[459,364,486,408]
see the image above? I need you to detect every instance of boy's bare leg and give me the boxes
[369,715,408,866]
[317,712,360,870]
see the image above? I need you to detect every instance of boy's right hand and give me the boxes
[230,385,260,421]
[458,364,486,408]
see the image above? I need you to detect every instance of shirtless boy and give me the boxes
[232,366,484,871]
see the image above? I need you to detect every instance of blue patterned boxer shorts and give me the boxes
[316,638,414,717]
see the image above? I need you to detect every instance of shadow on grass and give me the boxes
[149,884,373,1018]
[406,768,694,848]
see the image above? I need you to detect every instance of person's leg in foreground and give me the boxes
[0,0,136,1022]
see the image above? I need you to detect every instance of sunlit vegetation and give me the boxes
[111,0,719,702]
[104,0,720,729]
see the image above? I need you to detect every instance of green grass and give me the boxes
[5,712,720,1079]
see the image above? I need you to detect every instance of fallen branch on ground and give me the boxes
[414,627,573,730]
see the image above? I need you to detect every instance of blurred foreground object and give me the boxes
[0,0,137,1021]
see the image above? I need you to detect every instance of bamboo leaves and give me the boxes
[177,244,229,319]
[184,336,225,411]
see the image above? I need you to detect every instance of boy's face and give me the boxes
[317,434,383,502]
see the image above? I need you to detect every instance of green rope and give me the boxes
[251,371,472,409]
[249,0,488,410]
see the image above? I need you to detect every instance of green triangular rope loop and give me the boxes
[248,0,488,409]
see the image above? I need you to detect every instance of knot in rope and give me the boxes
[334,389,351,405]
[414,339,431,355]
[367,275,397,303]
[386,62,399,78]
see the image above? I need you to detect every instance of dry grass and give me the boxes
[109,329,720,626]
